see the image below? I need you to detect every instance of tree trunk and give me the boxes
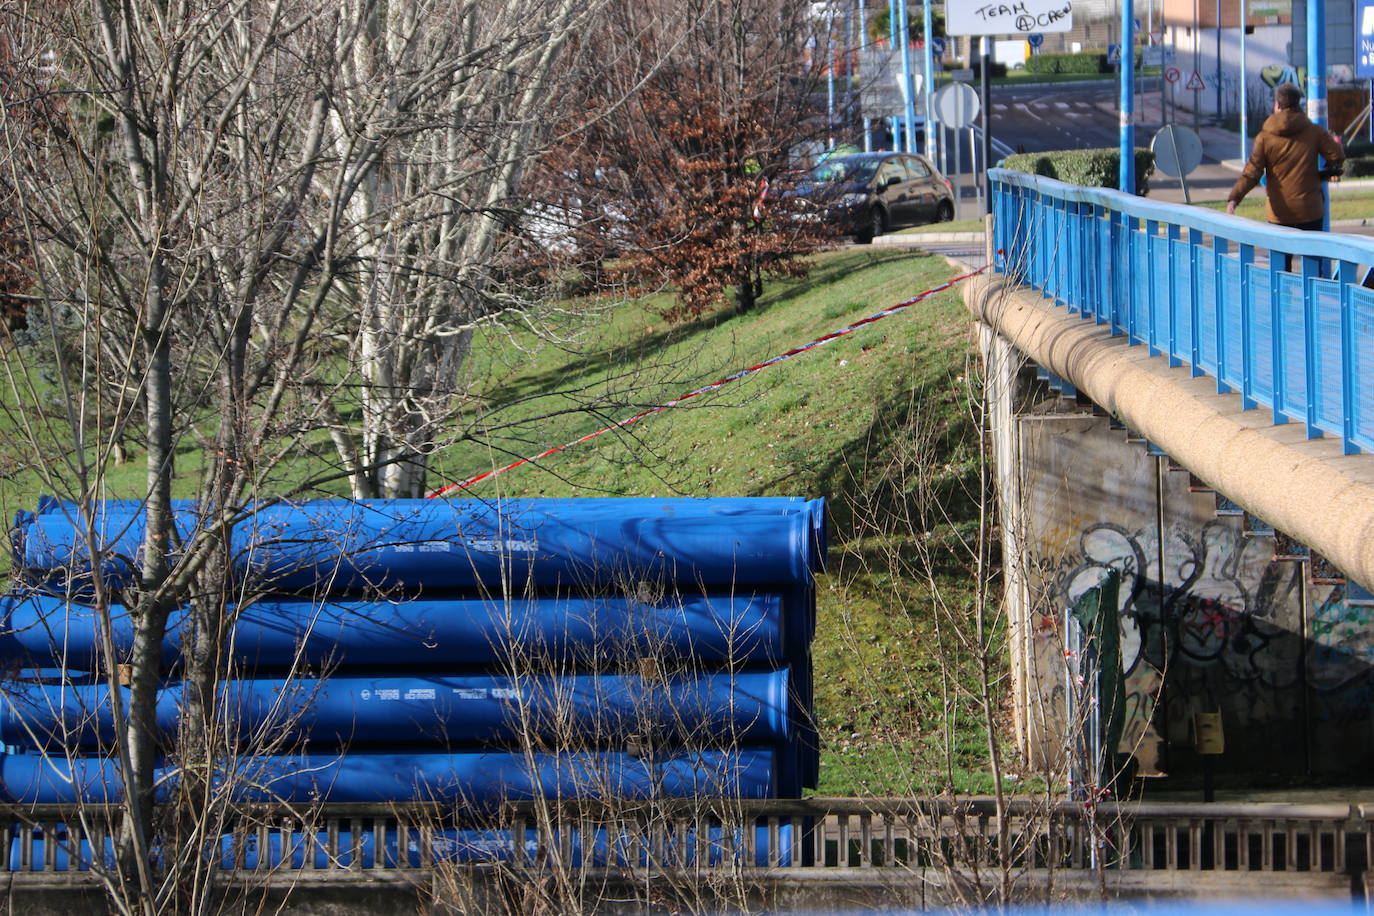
[734,277,756,314]
[120,265,175,913]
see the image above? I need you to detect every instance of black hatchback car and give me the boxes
[795,151,955,243]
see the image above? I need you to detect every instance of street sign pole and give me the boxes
[1152,124,1203,203]
[1308,0,1328,230]
[932,83,980,221]
[981,35,992,214]
[888,0,900,147]
[1162,29,1170,127]
[1215,0,1223,120]
[1120,0,1136,193]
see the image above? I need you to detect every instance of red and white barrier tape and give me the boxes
[428,261,991,498]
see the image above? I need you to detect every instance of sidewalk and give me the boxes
[1126,91,1247,204]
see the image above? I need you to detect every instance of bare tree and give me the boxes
[0,0,619,910]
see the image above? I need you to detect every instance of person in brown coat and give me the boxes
[1226,82,1343,230]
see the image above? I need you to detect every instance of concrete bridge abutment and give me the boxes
[969,273,1374,783]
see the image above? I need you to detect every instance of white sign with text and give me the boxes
[946,1,1074,36]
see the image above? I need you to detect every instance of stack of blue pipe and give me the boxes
[0,497,824,806]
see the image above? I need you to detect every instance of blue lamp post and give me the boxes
[1307,0,1328,229]
[1120,0,1136,193]
[896,0,918,154]
[923,1,937,169]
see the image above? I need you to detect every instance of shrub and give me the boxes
[1025,51,1108,75]
[1345,157,1374,178]
[968,60,1008,79]
[1024,50,1142,76]
[1000,147,1156,196]
[1342,138,1374,158]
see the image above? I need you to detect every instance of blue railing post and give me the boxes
[1108,212,1121,333]
[1189,227,1204,377]
[1141,220,1157,345]
[1302,256,1322,439]
[1073,201,1087,317]
[992,179,1005,271]
[1270,251,1288,424]
[1165,223,1181,364]
[1053,196,1068,304]
[1065,199,1080,314]
[1121,215,1143,333]
[1214,237,1231,394]
[1239,244,1256,409]
[1036,190,1050,294]
[1340,259,1358,454]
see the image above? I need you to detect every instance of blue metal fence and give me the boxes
[990,167,1374,456]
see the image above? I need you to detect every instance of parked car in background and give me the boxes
[793,151,955,243]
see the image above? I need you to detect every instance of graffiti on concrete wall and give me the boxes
[1048,517,1307,771]
[1305,583,1374,771]
[1019,412,1374,776]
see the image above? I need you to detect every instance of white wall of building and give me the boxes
[1164,23,1291,120]
[1167,1,1358,122]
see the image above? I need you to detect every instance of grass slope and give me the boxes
[0,247,1000,796]
[441,248,1001,795]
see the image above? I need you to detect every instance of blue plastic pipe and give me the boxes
[14,497,827,594]
[0,747,778,805]
[0,591,794,670]
[0,670,793,748]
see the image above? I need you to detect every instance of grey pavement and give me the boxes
[873,231,988,271]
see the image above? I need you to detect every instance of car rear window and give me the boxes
[904,157,931,179]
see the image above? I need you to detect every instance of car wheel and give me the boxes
[935,200,954,223]
[855,207,883,244]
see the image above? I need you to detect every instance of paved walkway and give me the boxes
[873,230,987,271]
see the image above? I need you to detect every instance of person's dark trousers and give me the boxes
[1277,218,1324,272]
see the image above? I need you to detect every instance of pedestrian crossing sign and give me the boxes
[1106,43,1122,65]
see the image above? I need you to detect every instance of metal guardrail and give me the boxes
[0,799,1360,882]
[990,167,1374,456]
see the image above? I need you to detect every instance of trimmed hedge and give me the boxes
[968,60,1008,79]
[1025,52,1108,75]
[1343,138,1374,158]
[1001,147,1156,197]
[1024,50,1143,75]
[1345,157,1374,178]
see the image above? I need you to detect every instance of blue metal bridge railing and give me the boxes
[990,167,1374,456]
